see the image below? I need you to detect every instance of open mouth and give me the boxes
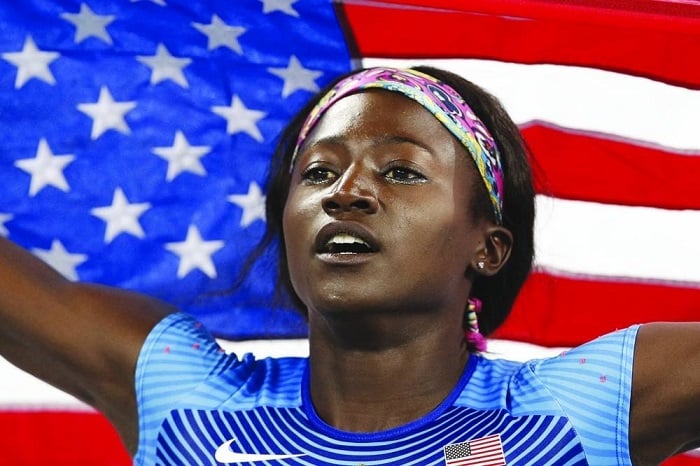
[315,224,379,256]
[322,233,375,254]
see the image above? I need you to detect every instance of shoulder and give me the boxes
[505,325,639,415]
[528,325,640,397]
[462,327,640,464]
[134,313,308,465]
[136,312,308,401]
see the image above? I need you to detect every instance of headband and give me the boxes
[291,67,504,224]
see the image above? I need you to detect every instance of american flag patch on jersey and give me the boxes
[443,434,506,466]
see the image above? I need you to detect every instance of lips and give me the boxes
[315,222,380,255]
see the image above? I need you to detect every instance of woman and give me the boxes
[0,66,698,465]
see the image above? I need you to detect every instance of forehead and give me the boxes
[302,90,458,148]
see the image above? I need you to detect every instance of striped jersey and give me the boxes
[134,313,638,465]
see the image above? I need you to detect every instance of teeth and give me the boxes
[322,233,373,254]
[327,234,370,248]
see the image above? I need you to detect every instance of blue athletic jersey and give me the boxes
[134,313,638,465]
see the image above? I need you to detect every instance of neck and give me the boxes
[307,310,470,433]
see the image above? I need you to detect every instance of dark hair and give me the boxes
[250,66,535,339]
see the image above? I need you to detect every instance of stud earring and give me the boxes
[477,261,485,270]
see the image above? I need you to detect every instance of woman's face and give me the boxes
[283,91,488,317]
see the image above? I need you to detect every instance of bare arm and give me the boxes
[0,237,174,454]
[630,323,700,464]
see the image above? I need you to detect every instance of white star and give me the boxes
[136,43,191,88]
[61,3,116,44]
[90,187,151,243]
[0,214,13,237]
[15,139,75,197]
[165,225,224,279]
[192,14,246,53]
[228,182,266,227]
[268,55,323,98]
[77,86,137,139]
[152,131,211,181]
[131,0,166,5]
[211,95,266,142]
[260,0,299,17]
[2,36,60,89]
[32,239,87,281]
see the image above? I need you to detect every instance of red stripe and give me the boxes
[0,411,131,466]
[523,124,700,210]
[339,0,700,89]
[494,271,700,347]
[666,454,700,466]
[348,0,700,25]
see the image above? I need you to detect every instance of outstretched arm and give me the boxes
[0,237,173,454]
[630,323,700,464]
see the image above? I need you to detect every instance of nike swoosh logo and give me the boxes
[214,438,306,463]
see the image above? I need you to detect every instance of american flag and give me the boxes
[1,1,700,465]
[0,0,350,339]
[444,434,506,466]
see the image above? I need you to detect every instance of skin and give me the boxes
[0,88,697,464]
[631,324,700,464]
[0,238,172,453]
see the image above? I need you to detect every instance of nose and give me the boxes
[321,168,378,215]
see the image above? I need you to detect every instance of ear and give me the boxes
[470,226,513,277]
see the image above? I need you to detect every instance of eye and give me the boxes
[301,165,338,185]
[383,165,427,184]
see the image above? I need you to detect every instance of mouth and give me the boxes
[322,233,374,254]
[315,223,379,256]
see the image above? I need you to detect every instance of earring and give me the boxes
[465,297,487,352]
[477,261,485,270]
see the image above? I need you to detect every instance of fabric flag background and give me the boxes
[0,0,698,464]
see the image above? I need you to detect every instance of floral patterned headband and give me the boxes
[291,67,504,224]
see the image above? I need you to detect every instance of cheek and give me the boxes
[421,188,474,262]
[282,189,317,275]
[433,212,470,255]
[282,185,304,234]
[282,190,314,240]
[393,203,462,261]
[281,201,293,243]
[281,193,302,261]
[281,202,306,300]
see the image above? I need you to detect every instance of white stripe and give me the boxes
[0,356,91,410]
[362,58,700,153]
[534,195,700,284]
